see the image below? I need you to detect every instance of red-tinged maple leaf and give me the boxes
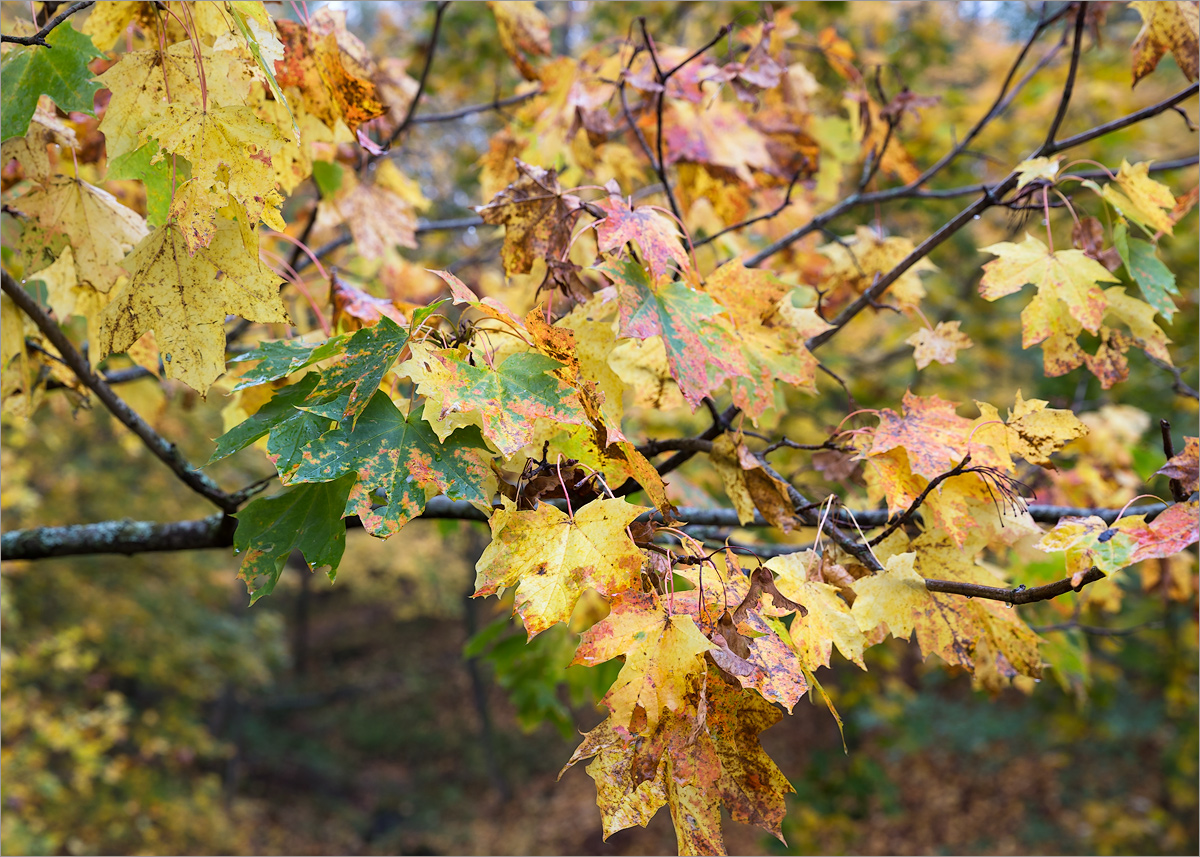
[560,667,793,855]
[403,342,585,456]
[703,260,820,419]
[573,588,715,730]
[426,269,527,330]
[593,255,746,410]
[329,270,407,330]
[658,100,775,183]
[1037,515,1139,585]
[868,390,974,481]
[1158,437,1199,494]
[1114,501,1200,564]
[288,391,495,538]
[594,194,692,284]
[475,497,648,638]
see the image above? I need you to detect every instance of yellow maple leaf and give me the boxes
[905,320,972,369]
[980,233,1118,333]
[1014,155,1062,189]
[853,537,1042,679]
[573,589,715,730]
[766,550,867,669]
[1101,159,1178,235]
[1003,390,1089,468]
[315,163,419,259]
[15,176,149,291]
[1130,0,1199,86]
[488,0,552,81]
[97,41,261,160]
[819,226,937,309]
[96,217,290,394]
[141,104,286,248]
[475,497,648,638]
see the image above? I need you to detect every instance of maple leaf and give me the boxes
[14,175,149,292]
[573,589,714,730]
[330,271,407,330]
[0,23,102,143]
[1130,0,1199,86]
[818,226,937,309]
[993,391,1089,469]
[140,103,286,246]
[315,161,423,259]
[853,537,1041,678]
[97,40,261,161]
[593,255,746,410]
[208,373,335,470]
[709,433,800,531]
[766,550,867,670]
[594,195,692,283]
[1114,222,1179,319]
[232,474,357,604]
[106,141,192,227]
[1102,286,1173,363]
[703,260,820,418]
[868,390,973,480]
[1116,501,1200,563]
[659,99,775,183]
[1036,514,1140,585]
[475,497,648,638]
[1014,156,1062,189]
[562,668,793,854]
[227,334,349,390]
[979,233,1118,333]
[1101,159,1178,235]
[905,320,973,370]
[289,391,495,539]
[1158,437,1199,494]
[304,316,409,424]
[403,342,585,456]
[477,160,583,277]
[97,218,290,394]
[488,0,552,81]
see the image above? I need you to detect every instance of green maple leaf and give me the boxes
[1114,222,1179,320]
[105,143,191,227]
[228,334,350,390]
[305,316,408,424]
[289,391,495,538]
[207,375,349,480]
[233,474,357,604]
[1,23,103,142]
[593,255,746,410]
[406,345,584,456]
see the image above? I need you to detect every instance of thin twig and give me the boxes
[2,270,239,513]
[868,455,973,547]
[1,0,93,46]
[637,18,685,226]
[410,90,540,124]
[1042,4,1087,149]
[384,0,451,151]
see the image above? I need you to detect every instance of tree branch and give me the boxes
[1,0,93,47]
[2,270,240,513]
[924,566,1105,605]
[1,501,1176,562]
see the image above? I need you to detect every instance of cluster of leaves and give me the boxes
[1,2,1198,854]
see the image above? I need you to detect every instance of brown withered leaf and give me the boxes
[1071,216,1122,272]
[477,160,583,277]
[1130,1,1199,87]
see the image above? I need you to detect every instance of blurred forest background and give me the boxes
[1,1,1197,854]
